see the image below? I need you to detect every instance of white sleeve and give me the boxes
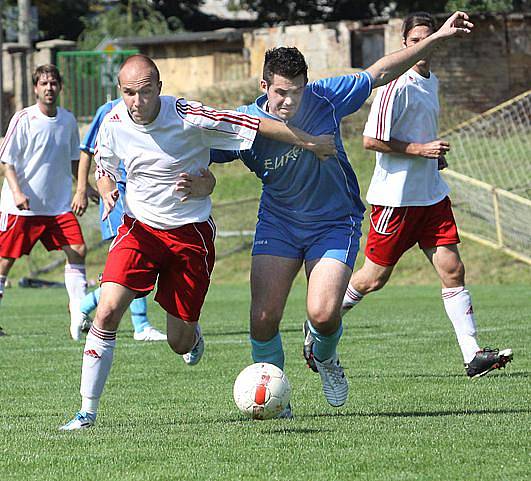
[0,111,29,165]
[94,122,120,182]
[176,100,259,151]
[363,80,400,141]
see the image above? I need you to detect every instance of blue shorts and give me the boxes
[99,181,126,241]
[251,213,362,268]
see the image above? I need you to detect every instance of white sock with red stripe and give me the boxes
[341,284,364,317]
[80,325,117,415]
[0,275,6,305]
[442,286,480,364]
[65,263,87,323]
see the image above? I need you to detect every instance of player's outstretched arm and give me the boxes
[96,175,119,221]
[366,11,473,89]
[258,118,337,160]
[363,136,450,158]
[2,163,29,210]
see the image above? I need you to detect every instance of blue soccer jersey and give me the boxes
[80,99,126,240]
[211,72,372,227]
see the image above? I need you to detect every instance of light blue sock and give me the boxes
[80,288,101,315]
[129,297,150,334]
[250,332,285,370]
[309,321,343,362]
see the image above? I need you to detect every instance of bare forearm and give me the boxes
[364,136,421,156]
[364,136,450,159]
[258,118,313,148]
[3,164,24,195]
[366,35,440,89]
[76,151,92,193]
[96,175,116,197]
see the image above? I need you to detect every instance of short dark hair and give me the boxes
[402,12,436,40]
[32,64,62,86]
[262,47,308,86]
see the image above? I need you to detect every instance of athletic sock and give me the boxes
[341,284,364,317]
[80,325,117,415]
[80,288,101,316]
[129,297,150,334]
[442,286,480,364]
[251,332,285,370]
[65,263,88,320]
[309,321,343,362]
[0,275,6,306]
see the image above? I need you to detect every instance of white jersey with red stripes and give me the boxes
[0,104,80,216]
[363,69,449,207]
[95,96,258,230]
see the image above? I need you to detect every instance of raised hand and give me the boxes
[435,11,474,39]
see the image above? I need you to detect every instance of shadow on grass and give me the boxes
[300,407,531,420]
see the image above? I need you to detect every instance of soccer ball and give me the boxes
[233,363,291,420]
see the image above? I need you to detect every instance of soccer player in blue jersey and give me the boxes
[210,12,474,412]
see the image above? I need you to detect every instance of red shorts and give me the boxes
[0,211,85,258]
[365,197,460,267]
[102,215,216,322]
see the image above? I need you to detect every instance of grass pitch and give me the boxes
[0,283,528,481]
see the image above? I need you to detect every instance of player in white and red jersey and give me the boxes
[0,64,91,341]
[60,54,336,430]
[338,12,512,379]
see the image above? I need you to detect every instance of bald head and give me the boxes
[118,54,162,125]
[118,54,160,85]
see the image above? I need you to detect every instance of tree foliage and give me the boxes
[77,0,183,50]
[445,0,514,12]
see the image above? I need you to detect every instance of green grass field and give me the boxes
[1,283,528,481]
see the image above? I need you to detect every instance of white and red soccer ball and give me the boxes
[233,363,291,420]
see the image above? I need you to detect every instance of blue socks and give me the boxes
[308,321,343,362]
[251,332,285,370]
[80,288,100,315]
[80,288,150,334]
[129,297,150,334]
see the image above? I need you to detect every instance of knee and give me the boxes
[68,244,87,263]
[307,304,340,335]
[250,306,281,338]
[94,303,121,331]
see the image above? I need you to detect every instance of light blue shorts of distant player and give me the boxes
[251,212,362,268]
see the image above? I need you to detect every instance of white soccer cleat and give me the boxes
[133,326,167,341]
[59,411,96,431]
[183,325,204,366]
[69,316,83,341]
[314,354,349,407]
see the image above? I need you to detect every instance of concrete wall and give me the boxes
[243,22,351,79]
[140,41,249,95]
